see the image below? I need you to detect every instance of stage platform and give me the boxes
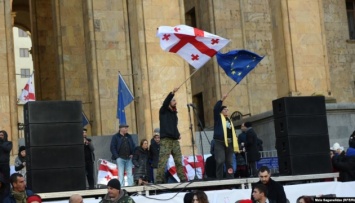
[38,172,339,200]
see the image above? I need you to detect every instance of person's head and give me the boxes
[330,142,344,154]
[19,145,26,157]
[252,184,267,202]
[296,196,313,203]
[0,130,7,141]
[83,128,87,137]
[27,194,42,203]
[153,128,160,143]
[258,166,271,184]
[107,179,121,199]
[169,98,177,109]
[349,130,355,148]
[192,190,209,203]
[220,106,229,117]
[241,123,247,132]
[10,173,26,192]
[153,134,160,144]
[244,122,252,128]
[183,192,194,203]
[118,124,129,135]
[69,194,83,203]
[140,139,148,150]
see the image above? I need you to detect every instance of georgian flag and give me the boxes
[18,73,35,103]
[97,159,118,185]
[157,25,230,69]
[167,155,205,182]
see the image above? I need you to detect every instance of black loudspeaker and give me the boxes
[276,135,330,156]
[25,123,83,146]
[278,153,332,175]
[272,96,326,118]
[24,101,82,124]
[272,96,332,175]
[25,101,86,192]
[26,145,85,170]
[27,167,86,193]
[274,115,328,137]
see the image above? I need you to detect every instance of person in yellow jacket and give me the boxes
[213,94,239,179]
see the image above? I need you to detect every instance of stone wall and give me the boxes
[322,0,355,102]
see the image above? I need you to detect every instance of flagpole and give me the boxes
[177,69,199,89]
[226,83,238,95]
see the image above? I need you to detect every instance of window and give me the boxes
[18,29,28,37]
[20,69,31,78]
[19,48,29,57]
[346,0,355,39]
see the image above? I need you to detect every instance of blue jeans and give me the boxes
[116,157,133,186]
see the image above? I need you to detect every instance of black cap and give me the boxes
[119,124,129,128]
[107,179,121,190]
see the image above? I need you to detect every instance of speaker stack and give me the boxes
[272,96,332,175]
[24,101,86,193]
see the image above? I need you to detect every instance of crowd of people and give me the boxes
[0,87,354,202]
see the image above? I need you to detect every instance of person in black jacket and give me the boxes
[155,87,186,184]
[110,124,136,186]
[242,122,260,177]
[0,174,8,203]
[251,166,287,203]
[213,94,239,179]
[83,128,95,189]
[149,130,160,183]
[332,145,355,182]
[0,130,12,194]
[133,139,150,185]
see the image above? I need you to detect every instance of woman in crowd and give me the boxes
[14,146,26,180]
[192,190,209,203]
[132,139,150,185]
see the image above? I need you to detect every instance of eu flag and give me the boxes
[117,74,134,124]
[82,112,89,127]
[216,50,264,84]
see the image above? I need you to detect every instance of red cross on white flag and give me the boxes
[97,159,118,185]
[157,25,230,69]
[18,73,35,103]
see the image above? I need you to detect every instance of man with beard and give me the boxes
[0,130,12,194]
[100,179,135,203]
[251,166,287,203]
[155,88,187,184]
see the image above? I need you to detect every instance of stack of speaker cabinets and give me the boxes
[272,96,332,175]
[24,101,86,193]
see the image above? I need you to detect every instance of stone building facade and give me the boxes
[1,0,354,155]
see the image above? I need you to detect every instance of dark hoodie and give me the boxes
[0,130,13,164]
[0,130,12,189]
[0,174,9,203]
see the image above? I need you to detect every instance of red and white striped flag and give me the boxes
[18,73,35,103]
[157,25,230,69]
[97,159,118,185]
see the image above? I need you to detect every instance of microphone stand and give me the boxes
[187,104,199,180]
[191,106,206,179]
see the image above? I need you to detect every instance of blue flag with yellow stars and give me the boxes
[216,50,264,84]
[117,74,134,125]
